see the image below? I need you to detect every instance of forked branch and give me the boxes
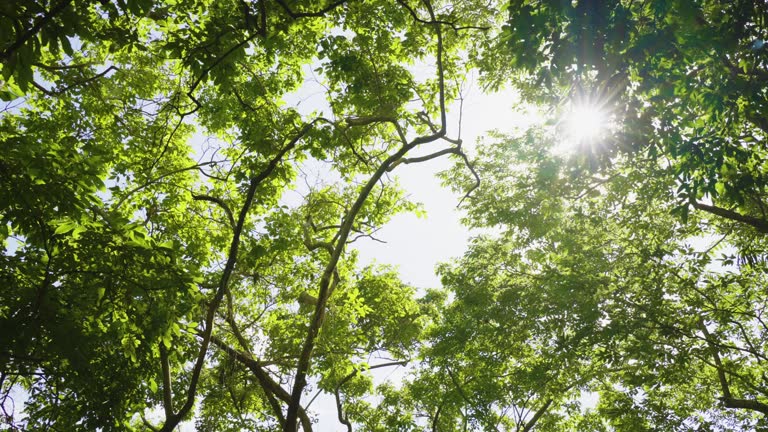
[699,318,768,415]
[158,120,318,432]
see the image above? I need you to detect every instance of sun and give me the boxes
[554,102,613,154]
[564,105,608,142]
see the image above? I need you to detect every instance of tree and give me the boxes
[438,128,768,430]
[4,0,768,431]
[0,1,499,430]
[421,0,768,429]
[484,0,768,230]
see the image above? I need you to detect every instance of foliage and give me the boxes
[3,0,768,431]
[438,128,768,430]
[420,0,768,429]
[0,0,499,431]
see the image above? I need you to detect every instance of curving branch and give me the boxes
[333,360,409,432]
[284,123,441,430]
[284,5,451,429]
[692,201,768,233]
[346,115,408,146]
[456,150,480,207]
[699,318,768,415]
[114,160,225,210]
[387,146,460,171]
[520,399,552,432]
[141,413,160,432]
[394,0,490,32]
[446,367,474,408]
[192,193,236,229]
[431,404,442,432]
[180,34,260,117]
[208,335,310,432]
[31,66,118,96]
[302,217,335,255]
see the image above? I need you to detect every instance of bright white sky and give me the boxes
[286,67,541,289]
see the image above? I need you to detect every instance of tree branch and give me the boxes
[0,0,74,62]
[386,146,460,171]
[697,318,768,415]
[159,344,175,421]
[273,0,348,19]
[333,360,409,432]
[394,0,490,32]
[521,399,552,432]
[141,413,160,432]
[158,121,317,432]
[284,5,449,428]
[181,35,260,117]
[692,201,768,233]
[431,404,442,432]
[114,160,225,210]
[192,193,236,229]
[208,335,310,431]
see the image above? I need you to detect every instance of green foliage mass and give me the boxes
[2,0,768,431]
[0,0,499,430]
[413,0,768,430]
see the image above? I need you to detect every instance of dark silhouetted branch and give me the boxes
[159,121,318,432]
[0,0,74,62]
[692,201,768,233]
[192,193,236,229]
[521,399,552,432]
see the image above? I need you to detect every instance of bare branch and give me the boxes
[457,151,480,207]
[387,146,460,171]
[394,0,490,32]
[33,61,97,71]
[115,160,225,210]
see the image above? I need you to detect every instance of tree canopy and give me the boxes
[2,0,768,431]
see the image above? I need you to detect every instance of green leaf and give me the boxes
[54,221,78,235]
[148,378,157,393]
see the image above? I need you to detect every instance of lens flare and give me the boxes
[553,102,613,155]
[564,105,607,142]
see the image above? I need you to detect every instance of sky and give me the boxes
[285,67,542,289]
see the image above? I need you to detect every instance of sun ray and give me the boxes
[553,94,615,155]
